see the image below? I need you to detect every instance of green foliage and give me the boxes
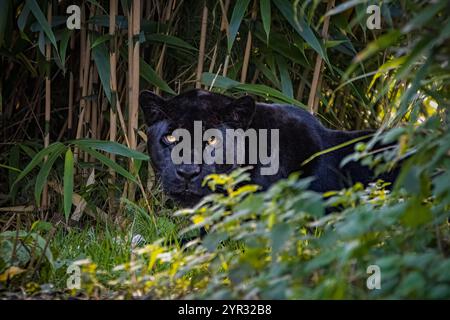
[60,146,444,299]
[66,111,450,299]
[1,222,54,283]
[9,140,148,221]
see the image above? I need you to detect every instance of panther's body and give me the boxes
[139,89,395,206]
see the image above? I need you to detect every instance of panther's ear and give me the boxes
[226,95,256,127]
[139,90,166,126]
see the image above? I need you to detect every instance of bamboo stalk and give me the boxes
[109,0,118,211]
[220,0,230,32]
[196,3,208,89]
[223,55,230,77]
[208,43,218,73]
[68,35,75,138]
[312,68,323,114]
[91,69,98,140]
[127,0,141,200]
[79,3,86,94]
[308,54,323,113]
[68,71,74,137]
[130,0,140,150]
[307,0,334,114]
[127,4,133,147]
[219,0,231,77]
[296,68,308,102]
[75,4,89,164]
[42,3,52,209]
[155,0,174,95]
[241,0,257,83]
[83,63,93,165]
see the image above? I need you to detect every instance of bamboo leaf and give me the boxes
[72,139,149,160]
[11,142,64,192]
[91,34,112,49]
[273,0,328,63]
[260,0,271,43]
[38,30,45,56]
[63,148,74,221]
[227,0,251,52]
[201,72,307,109]
[59,29,72,72]
[92,40,112,102]
[26,0,57,50]
[302,134,374,167]
[145,33,197,52]
[139,58,176,95]
[201,72,240,89]
[78,145,138,183]
[253,59,281,89]
[237,83,306,108]
[324,0,366,17]
[354,30,402,63]
[34,144,66,206]
[17,1,31,31]
[402,1,447,33]
[276,55,293,98]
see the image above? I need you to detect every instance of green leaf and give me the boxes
[0,231,54,268]
[201,72,240,89]
[273,0,327,63]
[59,29,72,72]
[260,0,271,43]
[31,220,53,233]
[91,34,112,49]
[139,57,176,95]
[254,59,281,89]
[34,144,66,206]
[253,25,308,66]
[145,33,197,52]
[63,148,74,221]
[78,145,138,183]
[92,41,112,102]
[401,199,432,228]
[237,83,306,108]
[17,1,31,31]
[0,163,20,173]
[89,15,128,29]
[354,30,402,63]
[276,55,293,98]
[227,0,251,52]
[38,30,45,56]
[271,222,291,256]
[11,142,64,193]
[26,0,57,50]
[72,139,149,160]
[402,1,447,33]
[303,133,374,167]
[201,72,307,108]
[324,0,366,17]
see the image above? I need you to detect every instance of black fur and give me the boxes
[140,89,396,206]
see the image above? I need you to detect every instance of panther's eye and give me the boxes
[163,134,177,144]
[207,136,218,146]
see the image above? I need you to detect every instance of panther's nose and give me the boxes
[176,165,201,181]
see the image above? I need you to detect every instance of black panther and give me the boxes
[139,89,397,206]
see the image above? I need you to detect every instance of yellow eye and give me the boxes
[207,136,218,145]
[164,134,177,144]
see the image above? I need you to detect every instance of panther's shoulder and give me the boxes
[252,102,326,132]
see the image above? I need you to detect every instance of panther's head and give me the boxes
[139,89,256,206]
